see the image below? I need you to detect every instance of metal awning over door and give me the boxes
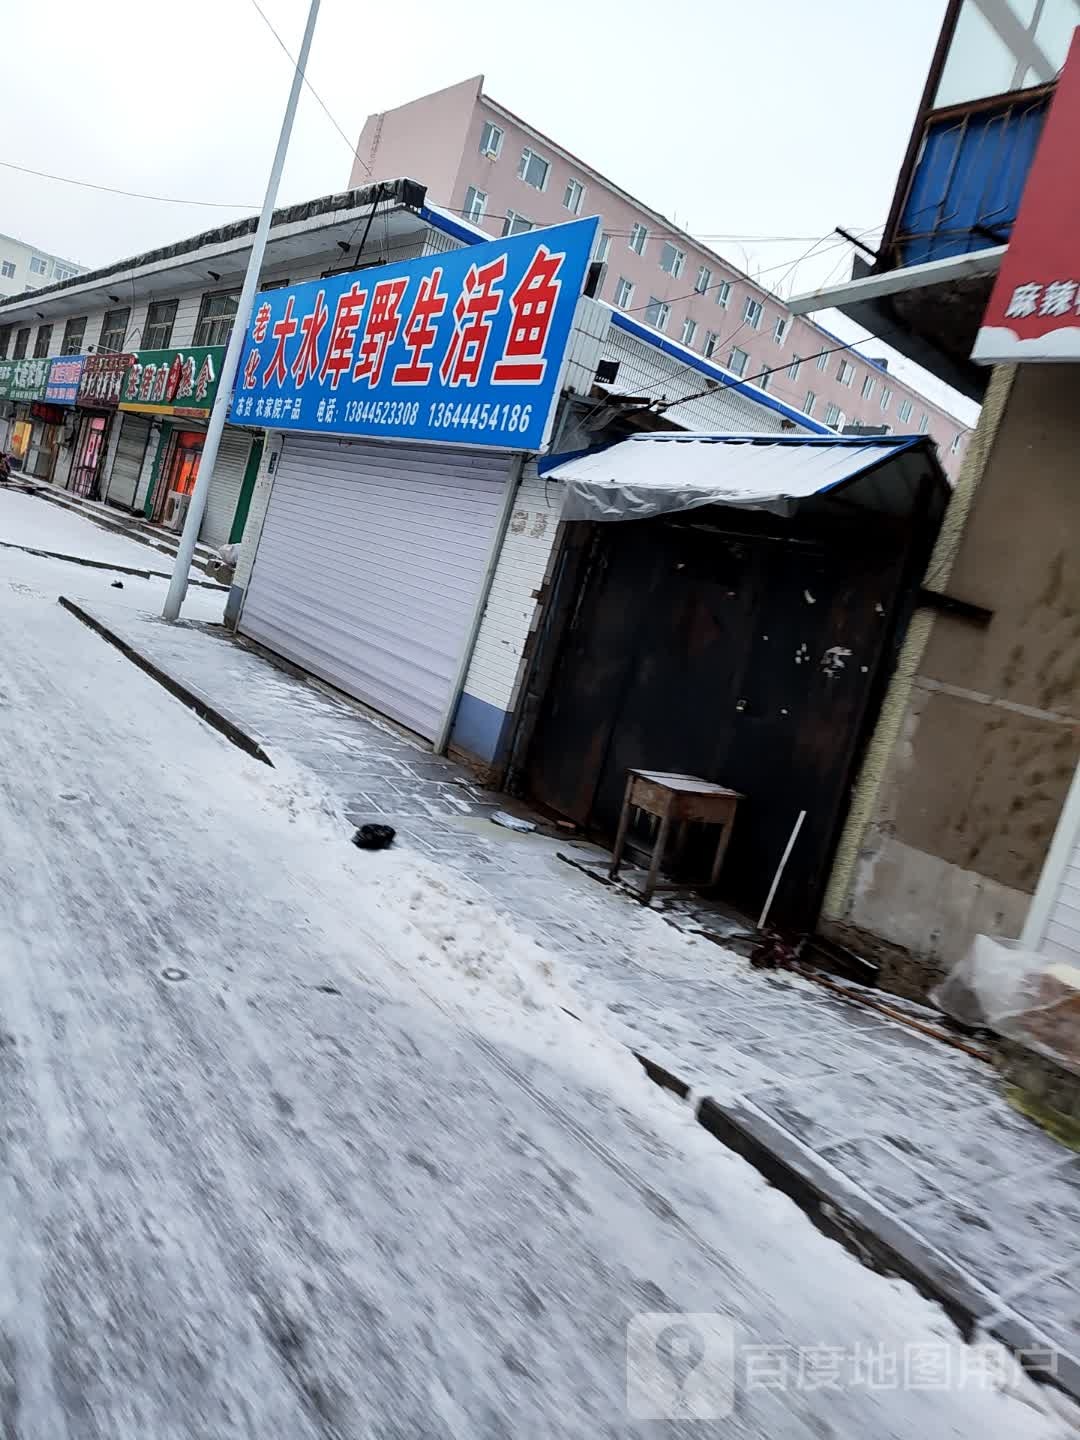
[105,413,152,509]
[199,427,252,547]
[239,435,512,740]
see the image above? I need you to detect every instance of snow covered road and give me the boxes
[0,540,1071,1437]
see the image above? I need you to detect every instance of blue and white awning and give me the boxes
[537,432,941,522]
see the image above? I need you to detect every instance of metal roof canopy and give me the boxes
[0,179,429,327]
[537,432,946,523]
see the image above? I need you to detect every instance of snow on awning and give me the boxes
[537,432,935,523]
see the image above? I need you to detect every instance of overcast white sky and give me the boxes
[2,0,977,424]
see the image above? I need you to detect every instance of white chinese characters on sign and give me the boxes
[1004,280,1080,319]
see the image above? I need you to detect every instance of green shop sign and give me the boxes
[119,345,224,417]
[0,357,50,403]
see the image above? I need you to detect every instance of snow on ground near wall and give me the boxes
[3,534,226,623]
[0,486,183,571]
[0,547,1071,1436]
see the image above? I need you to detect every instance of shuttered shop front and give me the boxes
[199,427,252,547]
[239,436,511,740]
[105,414,152,508]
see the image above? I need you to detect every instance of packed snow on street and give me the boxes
[0,494,1073,1435]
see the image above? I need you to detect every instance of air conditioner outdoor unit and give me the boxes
[164,491,191,532]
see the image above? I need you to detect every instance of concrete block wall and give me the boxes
[821,363,1080,999]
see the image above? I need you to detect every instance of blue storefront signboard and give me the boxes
[231,216,598,452]
[44,355,86,406]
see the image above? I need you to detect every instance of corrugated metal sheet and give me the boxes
[539,433,926,521]
[239,436,511,740]
[199,427,252,547]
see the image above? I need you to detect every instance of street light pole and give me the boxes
[163,0,320,621]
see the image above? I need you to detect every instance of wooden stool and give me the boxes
[609,769,742,905]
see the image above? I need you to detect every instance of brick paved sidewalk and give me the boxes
[71,600,1080,1397]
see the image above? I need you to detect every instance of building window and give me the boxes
[54,265,78,282]
[918,412,930,433]
[503,210,534,237]
[743,297,763,330]
[479,121,503,158]
[758,367,771,391]
[96,308,129,353]
[880,386,893,411]
[680,316,697,347]
[28,256,48,276]
[837,358,855,386]
[659,242,686,278]
[463,186,487,223]
[695,264,711,294]
[950,432,963,454]
[61,316,87,355]
[193,290,240,348]
[644,297,670,332]
[0,261,14,279]
[861,374,875,400]
[728,346,749,377]
[614,277,634,309]
[144,299,178,350]
[773,316,788,344]
[628,222,648,255]
[898,398,913,423]
[715,280,731,308]
[33,324,52,358]
[816,350,829,370]
[824,402,844,427]
[787,355,802,380]
[0,327,9,359]
[594,232,611,263]
[13,327,30,359]
[563,178,585,214]
[704,330,720,359]
[804,390,816,415]
[518,147,550,190]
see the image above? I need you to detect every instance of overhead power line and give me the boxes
[0,158,255,209]
[246,0,372,178]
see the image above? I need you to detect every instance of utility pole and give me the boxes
[163,0,320,621]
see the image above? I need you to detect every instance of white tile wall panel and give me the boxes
[461,460,564,713]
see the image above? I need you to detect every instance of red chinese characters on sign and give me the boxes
[440,256,507,388]
[354,277,408,387]
[973,29,1080,363]
[252,302,273,345]
[291,288,330,388]
[393,270,449,385]
[492,246,564,384]
[263,296,297,387]
[319,284,366,389]
[243,349,262,390]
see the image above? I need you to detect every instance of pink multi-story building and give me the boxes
[353,75,972,477]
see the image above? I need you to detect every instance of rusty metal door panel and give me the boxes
[585,527,759,839]
[523,514,904,930]
[524,525,665,824]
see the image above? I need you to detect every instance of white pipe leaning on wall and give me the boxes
[162,0,321,622]
[433,454,528,756]
[758,809,807,931]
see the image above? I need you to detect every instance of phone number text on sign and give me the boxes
[232,216,597,453]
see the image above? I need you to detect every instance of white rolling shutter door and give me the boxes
[240,435,511,740]
[105,414,151,508]
[199,427,252,547]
